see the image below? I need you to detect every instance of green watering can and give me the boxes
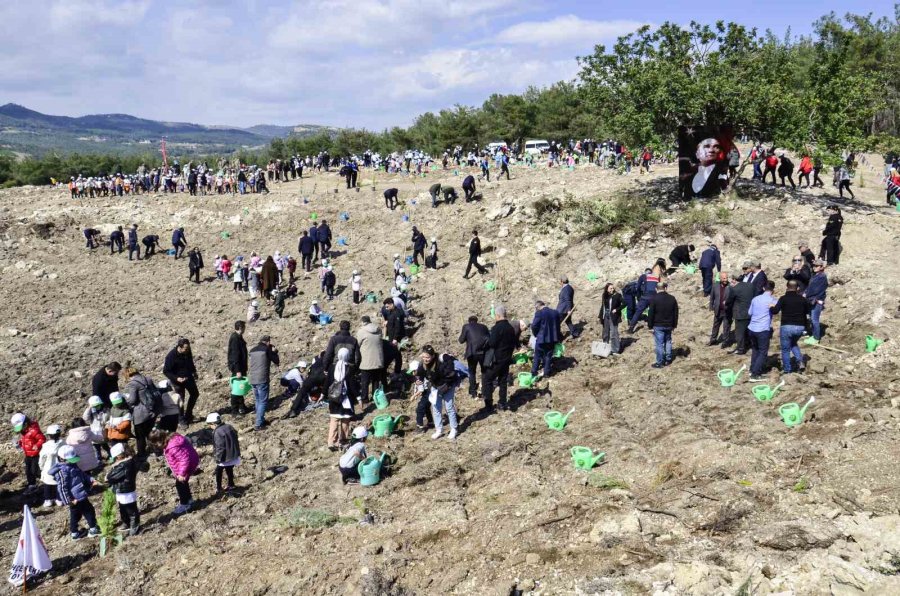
[570,446,605,470]
[717,365,745,387]
[372,414,404,437]
[409,264,420,276]
[220,231,231,239]
[553,343,565,358]
[484,280,496,291]
[512,351,530,365]
[752,380,784,402]
[230,376,251,397]
[681,264,697,275]
[358,453,390,486]
[586,272,599,282]
[517,372,536,388]
[310,212,318,220]
[544,408,575,431]
[779,397,815,428]
[865,335,884,353]
[803,337,819,346]
[365,291,378,303]
[896,201,900,213]
[373,387,389,410]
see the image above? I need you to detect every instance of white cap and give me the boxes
[352,426,368,439]
[157,380,169,390]
[312,300,318,305]
[206,412,221,424]
[407,360,420,373]
[110,391,125,405]
[431,237,436,242]
[394,253,400,258]
[88,395,103,407]
[297,360,308,369]
[46,424,62,436]
[10,413,26,430]
[251,300,259,307]
[352,270,358,275]
[110,443,126,458]
[58,445,79,462]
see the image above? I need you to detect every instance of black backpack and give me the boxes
[138,376,163,415]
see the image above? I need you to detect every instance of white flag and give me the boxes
[8,506,52,587]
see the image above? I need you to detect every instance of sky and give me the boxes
[0,0,892,130]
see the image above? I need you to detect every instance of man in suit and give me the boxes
[530,301,562,379]
[743,260,768,296]
[708,271,731,346]
[698,241,721,297]
[556,276,579,338]
[464,230,487,278]
[725,269,754,354]
[482,305,519,411]
[458,315,490,399]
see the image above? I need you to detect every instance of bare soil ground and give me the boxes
[0,157,899,595]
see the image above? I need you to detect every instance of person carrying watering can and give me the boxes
[338,426,368,484]
[227,321,249,415]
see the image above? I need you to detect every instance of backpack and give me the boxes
[138,377,164,415]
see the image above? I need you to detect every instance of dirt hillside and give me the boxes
[0,157,899,595]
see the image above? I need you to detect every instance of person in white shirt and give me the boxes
[338,427,368,484]
[350,270,362,304]
[280,361,308,396]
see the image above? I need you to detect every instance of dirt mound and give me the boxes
[0,161,899,594]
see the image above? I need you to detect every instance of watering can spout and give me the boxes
[799,396,816,417]
[561,408,575,424]
[590,451,606,467]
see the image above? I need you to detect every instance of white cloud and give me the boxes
[496,15,646,47]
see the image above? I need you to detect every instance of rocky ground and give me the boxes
[0,155,898,595]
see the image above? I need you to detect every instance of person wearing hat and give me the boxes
[338,426,368,484]
[350,270,362,304]
[105,443,144,536]
[106,391,133,446]
[309,300,322,323]
[154,380,182,432]
[426,237,439,269]
[284,354,329,418]
[280,360,309,397]
[392,253,402,279]
[820,205,843,265]
[65,417,102,472]
[698,241,721,297]
[207,413,241,494]
[247,299,260,323]
[273,287,286,318]
[726,268,755,354]
[82,395,111,462]
[323,265,337,301]
[249,336,280,431]
[50,445,101,540]
[11,413,46,494]
[38,424,64,507]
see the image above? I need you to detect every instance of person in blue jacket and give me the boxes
[556,276,579,338]
[308,222,320,261]
[318,220,332,258]
[298,231,315,272]
[411,227,427,265]
[804,259,828,342]
[172,226,187,259]
[127,223,141,261]
[50,445,101,540]
[462,175,476,201]
[698,241,721,297]
[530,301,561,379]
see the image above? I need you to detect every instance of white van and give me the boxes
[487,141,508,154]
[525,140,550,155]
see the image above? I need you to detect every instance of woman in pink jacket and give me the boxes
[149,430,199,515]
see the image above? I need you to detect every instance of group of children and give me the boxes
[10,400,242,540]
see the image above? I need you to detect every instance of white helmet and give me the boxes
[352,426,368,439]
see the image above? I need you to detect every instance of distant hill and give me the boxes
[0,103,336,157]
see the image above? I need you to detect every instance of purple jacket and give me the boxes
[164,434,200,478]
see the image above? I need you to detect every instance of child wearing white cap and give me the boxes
[207,413,240,493]
[10,413,45,494]
[82,395,111,462]
[338,426,368,484]
[104,443,143,536]
[309,300,322,323]
[280,360,308,396]
[247,299,260,323]
[350,270,362,304]
[38,424,64,507]
[49,445,100,540]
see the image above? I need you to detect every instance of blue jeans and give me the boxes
[811,303,823,340]
[430,387,458,431]
[748,329,771,376]
[252,382,269,428]
[531,343,554,377]
[239,181,246,195]
[780,325,805,372]
[653,327,673,365]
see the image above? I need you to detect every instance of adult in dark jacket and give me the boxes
[308,223,320,260]
[428,182,441,208]
[804,260,828,342]
[725,271,754,354]
[668,244,694,269]
[557,276,579,338]
[778,154,796,189]
[708,272,731,346]
[442,186,458,204]
[481,306,518,410]
[743,261,768,296]
[458,316,490,398]
[771,280,811,373]
[227,321,249,414]
[104,444,144,535]
[187,248,203,283]
[123,368,158,458]
[383,300,405,345]
[298,231,315,272]
[798,241,816,269]
[248,336,279,430]
[647,282,679,368]
[462,175,476,201]
[464,230,487,278]
[412,346,459,439]
[383,187,399,210]
[172,227,187,259]
[411,227,427,265]
[163,338,200,425]
[323,321,360,371]
[208,413,240,492]
[127,224,140,261]
[820,206,842,265]
[783,256,811,291]
[530,301,562,378]
[110,226,125,254]
[599,283,623,354]
[142,234,160,257]
[698,242,721,296]
[261,256,278,299]
[317,220,332,258]
[91,362,121,408]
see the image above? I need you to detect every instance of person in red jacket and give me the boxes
[11,412,46,493]
[763,151,779,184]
[798,155,814,188]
